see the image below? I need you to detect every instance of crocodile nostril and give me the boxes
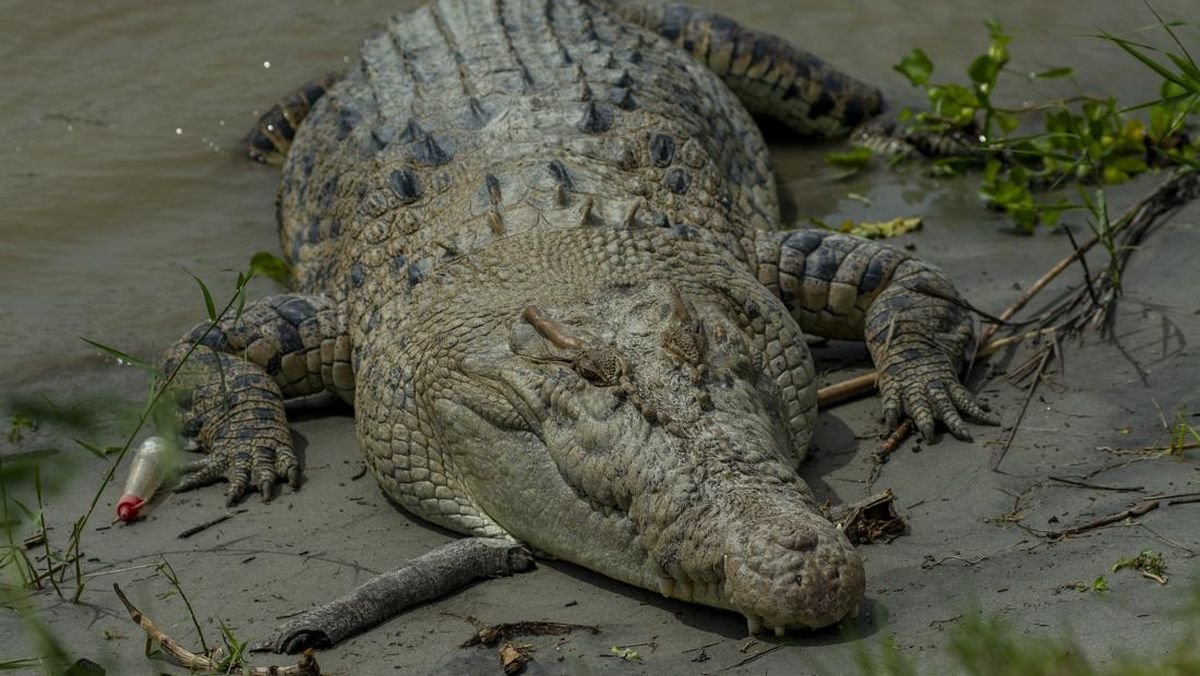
[777,530,818,552]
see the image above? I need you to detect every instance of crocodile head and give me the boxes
[425,278,863,633]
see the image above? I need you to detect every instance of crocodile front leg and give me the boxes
[756,229,998,441]
[161,294,351,504]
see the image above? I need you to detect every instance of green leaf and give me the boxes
[985,18,1011,63]
[1030,67,1074,80]
[824,146,873,169]
[1036,199,1081,228]
[929,84,980,126]
[984,18,1008,42]
[1091,575,1109,592]
[968,55,1000,91]
[249,251,293,288]
[1109,155,1148,174]
[894,48,933,87]
[187,271,218,322]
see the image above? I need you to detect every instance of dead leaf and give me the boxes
[499,642,533,675]
[838,216,923,239]
[610,645,641,661]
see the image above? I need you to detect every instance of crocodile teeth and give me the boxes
[658,577,676,598]
[676,580,693,601]
[745,613,763,635]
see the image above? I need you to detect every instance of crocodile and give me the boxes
[157,0,997,636]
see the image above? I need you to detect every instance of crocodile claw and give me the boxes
[879,358,999,443]
[173,432,299,505]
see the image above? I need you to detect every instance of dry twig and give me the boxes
[112,583,320,675]
[991,344,1054,472]
[1045,499,1159,539]
[1048,476,1143,492]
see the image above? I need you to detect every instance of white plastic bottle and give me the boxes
[116,436,173,522]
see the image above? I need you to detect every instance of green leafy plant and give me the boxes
[888,16,1199,231]
[1168,410,1200,454]
[1113,550,1168,583]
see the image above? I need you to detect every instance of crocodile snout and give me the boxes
[722,515,865,634]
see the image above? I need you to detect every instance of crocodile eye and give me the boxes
[574,348,625,387]
[662,324,705,366]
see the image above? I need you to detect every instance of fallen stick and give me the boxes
[112,583,320,675]
[177,513,234,539]
[991,344,1054,472]
[1048,476,1144,492]
[817,327,1061,408]
[1045,499,1159,539]
[1098,440,1200,455]
[719,644,785,672]
[255,537,534,654]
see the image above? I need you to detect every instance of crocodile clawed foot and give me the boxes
[174,437,300,505]
[881,362,1000,443]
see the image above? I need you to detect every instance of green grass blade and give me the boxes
[1166,52,1200,88]
[1097,31,1190,87]
[0,658,43,670]
[186,271,218,322]
[79,338,150,372]
[11,497,37,522]
[1142,0,1195,68]
[1119,90,1198,112]
[72,439,112,461]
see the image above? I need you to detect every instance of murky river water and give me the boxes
[0,0,1191,390]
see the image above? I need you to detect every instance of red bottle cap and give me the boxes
[116,494,146,522]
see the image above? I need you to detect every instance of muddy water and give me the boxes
[0,0,1191,389]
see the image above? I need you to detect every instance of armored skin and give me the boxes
[161,0,995,635]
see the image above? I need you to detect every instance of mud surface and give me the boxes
[2,1,1198,673]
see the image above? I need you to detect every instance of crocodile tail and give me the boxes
[246,73,339,166]
[613,2,883,137]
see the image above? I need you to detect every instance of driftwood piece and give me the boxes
[255,537,535,654]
